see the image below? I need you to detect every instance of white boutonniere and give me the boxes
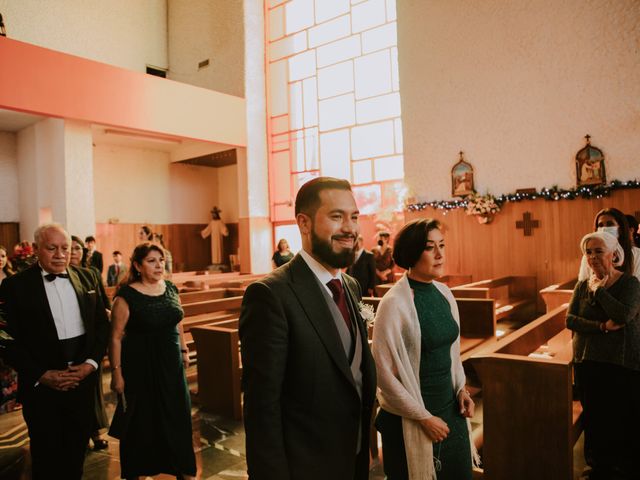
[358,301,375,327]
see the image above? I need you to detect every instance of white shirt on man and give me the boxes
[40,267,98,369]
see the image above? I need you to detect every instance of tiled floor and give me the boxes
[0,373,387,480]
[0,367,591,479]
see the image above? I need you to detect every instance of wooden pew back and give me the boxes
[182,296,243,318]
[191,323,242,419]
[375,273,474,297]
[452,276,537,320]
[540,278,577,313]
[471,305,580,480]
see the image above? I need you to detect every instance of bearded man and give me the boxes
[239,177,377,480]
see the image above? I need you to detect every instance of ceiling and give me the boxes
[0,108,44,132]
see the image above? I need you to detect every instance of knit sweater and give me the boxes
[566,273,640,371]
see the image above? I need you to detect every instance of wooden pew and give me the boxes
[540,278,576,313]
[470,304,581,480]
[181,296,243,318]
[172,271,264,290]
[457,298,496,357]
[366,293,496,354]
[438,274,473,287]
[181,296,243,370]
[375,273,473,297]
[451,276,537,322]
[191,319,242,419]
[179,287,245,305]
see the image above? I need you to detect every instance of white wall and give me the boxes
[217,164,239,223]
[93,145,172,224]
[168,0,245,97]
[94,144,239,225]
[168,162,220,224]
[0,0,168,72]
[63,121,96,237]
[0,132,18,222]
[16,119,95,239]
[398,0,640,201]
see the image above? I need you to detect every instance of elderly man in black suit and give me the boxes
[0,224,109,480]
[240,177,377,480]
[347,235,377,297]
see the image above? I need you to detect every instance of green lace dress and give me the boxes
[109,281,196,478]
[376,278,472,479]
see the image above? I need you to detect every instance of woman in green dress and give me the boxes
[372,219,478,479]
[109,243,196,479]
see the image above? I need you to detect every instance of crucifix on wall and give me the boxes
[516,212,540,236]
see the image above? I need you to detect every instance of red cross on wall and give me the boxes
[516,212,540,236]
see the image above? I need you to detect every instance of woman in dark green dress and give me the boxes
[109,243,196,479]
[373,219,477,479]
[272,238,294,268]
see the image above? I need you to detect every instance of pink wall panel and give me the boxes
[0,37,246,146]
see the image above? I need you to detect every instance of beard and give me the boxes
[311,228,356,269]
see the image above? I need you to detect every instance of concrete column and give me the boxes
[239,0,271,274]
[17,118,95,241]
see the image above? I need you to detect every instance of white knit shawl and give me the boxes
[372,274,473,479]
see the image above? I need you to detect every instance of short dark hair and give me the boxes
[113,250,122,256]
[392,219,442,270]
[85,235,96,243]
[295,177,352,217]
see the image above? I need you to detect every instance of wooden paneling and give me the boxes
[95,222,240,276]
[406,189,640,311]
[0,223,20,251]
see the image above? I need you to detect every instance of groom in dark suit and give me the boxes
[0,224,109,480]
[240,177,377,480]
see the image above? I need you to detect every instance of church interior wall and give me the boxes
[216,163,240,223]
[168,0,245,97]
[0,132,18,222]
[407,188,640,311]
[0,0,168,73]
[93,143,236,226]
[93,144,173,225]
[92,143,240,271]
[398,0,640,202]
[168,161,222,224]
[16,119,69,239]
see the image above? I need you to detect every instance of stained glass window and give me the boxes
[266,0,405,223]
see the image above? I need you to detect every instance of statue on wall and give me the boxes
[200,206,229,265]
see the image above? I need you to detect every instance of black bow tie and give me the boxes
[44,273,69,282]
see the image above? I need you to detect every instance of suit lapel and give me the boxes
[343,274,377,403]
[287,256,357,391]
[343,277,367,344]
[27,266,61,343]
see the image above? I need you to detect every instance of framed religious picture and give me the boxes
[576,134,606,186]
[451,151,474,197]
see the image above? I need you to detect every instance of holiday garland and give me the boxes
[406,179,640,213]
